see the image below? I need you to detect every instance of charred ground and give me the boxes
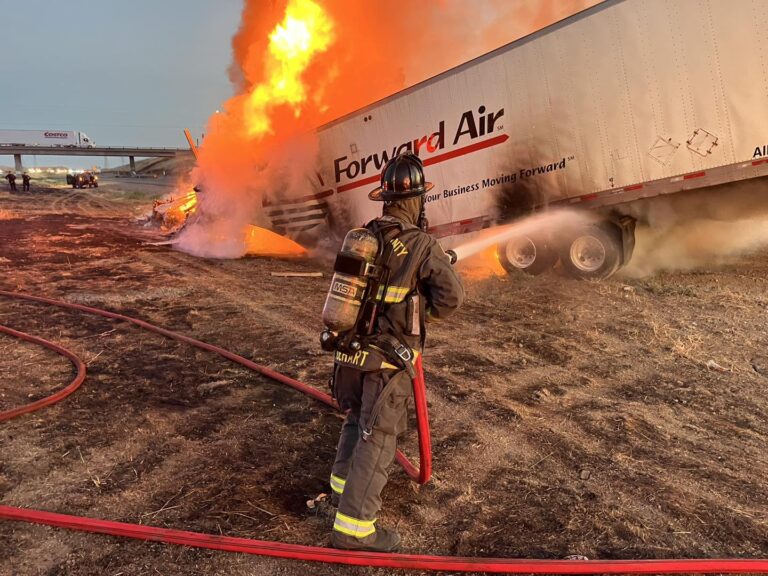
[0,183,766,575]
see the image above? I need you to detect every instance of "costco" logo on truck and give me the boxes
[333,105,505,184]
[44,132,69,139]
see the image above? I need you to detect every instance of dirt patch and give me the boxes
[1,185,767,574]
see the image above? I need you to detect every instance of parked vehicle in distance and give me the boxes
[66,171,99,189]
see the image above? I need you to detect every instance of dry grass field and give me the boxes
[1,184,766,575]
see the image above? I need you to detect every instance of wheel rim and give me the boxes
[570,235,606,272]
[505,237,537,269]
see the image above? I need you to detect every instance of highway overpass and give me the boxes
[0,145,193,171]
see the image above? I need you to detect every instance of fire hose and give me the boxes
[0,290,428,482]
[0,324,86,422]
[0,289,766,574]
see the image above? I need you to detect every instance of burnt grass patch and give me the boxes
[2,191,768,574]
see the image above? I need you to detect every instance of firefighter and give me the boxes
[21,172,31,192]
[327,153,464,552]
[5,171,17,192]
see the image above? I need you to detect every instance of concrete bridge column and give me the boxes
[129,156,136,173]
[14,154,23,172]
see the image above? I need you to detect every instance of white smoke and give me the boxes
[619,180,768,277]
[175,133,319,258]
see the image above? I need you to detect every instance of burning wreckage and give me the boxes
[150,188,198,232]
[162,0,768,280]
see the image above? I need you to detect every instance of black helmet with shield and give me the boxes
[369,153,433,201]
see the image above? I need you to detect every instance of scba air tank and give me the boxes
[321,228,379,334]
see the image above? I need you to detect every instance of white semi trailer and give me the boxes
[0,130,95,148]
[265,0,768,279]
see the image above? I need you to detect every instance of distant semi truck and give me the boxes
[0,130,95,148]
[262,0,768,279]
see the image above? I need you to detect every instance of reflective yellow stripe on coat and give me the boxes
[375,285,410,303]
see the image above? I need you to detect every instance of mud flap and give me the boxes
[617,215,636,265]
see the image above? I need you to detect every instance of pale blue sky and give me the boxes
[0,0,242,167]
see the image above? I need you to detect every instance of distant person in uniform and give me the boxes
[21,172,31,192]
[5,172,17,192]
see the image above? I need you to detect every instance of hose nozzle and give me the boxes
[445,249,458,265]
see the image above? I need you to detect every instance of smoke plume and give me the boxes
[176,0,598,258]
[619,180,768,277]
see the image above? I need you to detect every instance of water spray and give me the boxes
[444,209,591,264]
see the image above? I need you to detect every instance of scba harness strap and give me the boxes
[331,218,429,440]
[360,334,420,441]
[371,334,417,379]
[332,337,418,441]
[333,347,399,372]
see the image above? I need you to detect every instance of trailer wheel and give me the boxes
[497,234,558,276]
[559,224,622,280]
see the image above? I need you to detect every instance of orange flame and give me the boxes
[244,225,307,256]
[456,245,507,280]
[176,190,198,214]
[153,190,198,231]
[175,0,600,259]
[245,0,334,137]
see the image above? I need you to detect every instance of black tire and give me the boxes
[558,224,622,280]
[497,234,558,276]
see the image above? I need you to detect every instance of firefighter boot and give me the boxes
[331,524,401,552]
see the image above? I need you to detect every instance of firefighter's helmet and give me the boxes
[369,152,433,201]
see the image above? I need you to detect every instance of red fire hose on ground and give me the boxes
[0,324,86,422]
[0,290,428,483]
[0,289,766,574]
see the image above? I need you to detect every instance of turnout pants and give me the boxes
[330,365,410,538]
